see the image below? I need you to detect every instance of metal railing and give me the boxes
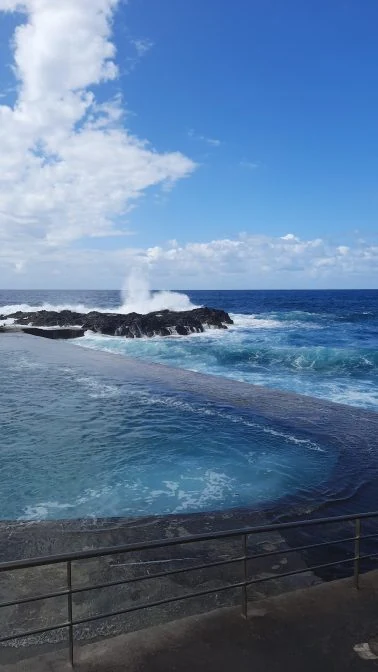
[1,509,378,668]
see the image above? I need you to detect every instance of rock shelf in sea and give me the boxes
[0,306,233,340]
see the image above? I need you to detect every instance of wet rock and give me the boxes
[2,307,233,339]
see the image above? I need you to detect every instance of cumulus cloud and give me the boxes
[0,0,196,272]
[2,227,378,288]
[0,3,377,290]
[142,233,378,286]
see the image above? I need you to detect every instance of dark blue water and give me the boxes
[2,288,377,409]
[1,289,378,521]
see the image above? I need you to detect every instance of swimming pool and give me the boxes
[0,333,375,521]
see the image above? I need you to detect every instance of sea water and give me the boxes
[2,288,378,410]
[1,288,377,520]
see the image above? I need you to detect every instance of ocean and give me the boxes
[2,288,378,409]
[1,288,378,522]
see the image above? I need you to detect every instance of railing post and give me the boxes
[67,561,74,667]
[354,518,361,590]
[241,534,248,619]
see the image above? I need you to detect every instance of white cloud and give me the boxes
[140,233,378,287]
[0,4,376,291]
[337,245,349,256]
[125,37,154,72]
[130,38,154,58]
[281,233,299,241]
[2,229,378,288]
[188,129,221,147]
[0,0,196,271]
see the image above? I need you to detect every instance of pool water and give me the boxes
[0,335,339,521]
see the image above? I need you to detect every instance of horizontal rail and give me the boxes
[1,509,378,573]
[71,581,245,627]
[0,551,363,646]
[246,534,357,562]
[359,551,378,563]
[0,588,70,610]
[0,621,71,644]
[1,509,378,667]
[0,532,363,611]
[66,555,361,628]
[0,584,246,645]
[247,556,357,585]
[356,531,378,542]
[0,555,245,610]
[70,555,242,595]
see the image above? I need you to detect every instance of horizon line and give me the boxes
[1,288,378,293]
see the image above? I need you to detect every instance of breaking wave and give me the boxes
[0,271,197,317]
[2,286,378,411]
[119,268,197,313]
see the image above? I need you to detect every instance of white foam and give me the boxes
[75,376,120,399]
[120,268,197,313]
[20,485,115,521]
[21,501,75,520]
[0,302,93,316]
[230,312,322,331]
[130,390,325,452]
[231,314,283,329]
[326,387,378,408]
[10,357,46,371]
[152,471,236,513]
[0,273,197,318]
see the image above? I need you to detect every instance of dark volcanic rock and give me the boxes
[6,309,84,327]
[2,307,233,339]
[82,307,232,338]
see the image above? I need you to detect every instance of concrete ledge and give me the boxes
[22,327,85,339]
[0,326,85,339]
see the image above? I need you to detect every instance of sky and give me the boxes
[1,0,378,289]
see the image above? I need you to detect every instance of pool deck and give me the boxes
[4,569,378,671]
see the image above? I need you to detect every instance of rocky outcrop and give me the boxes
[6,309,85,327]
[2,307,233,339]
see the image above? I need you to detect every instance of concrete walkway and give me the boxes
[4,570,378,672]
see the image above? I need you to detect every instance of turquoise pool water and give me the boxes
[0,334,341,521]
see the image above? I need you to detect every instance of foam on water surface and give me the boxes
[2,285,378,411]
[1,332,353,521]
[2,288,378,524]
[75,316,378,409]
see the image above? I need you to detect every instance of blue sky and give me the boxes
[122,0,378,245]
[0,0,378,288]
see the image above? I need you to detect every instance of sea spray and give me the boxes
[120,267,197,314]
[2,288,378,410]
[0,270,198,316]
